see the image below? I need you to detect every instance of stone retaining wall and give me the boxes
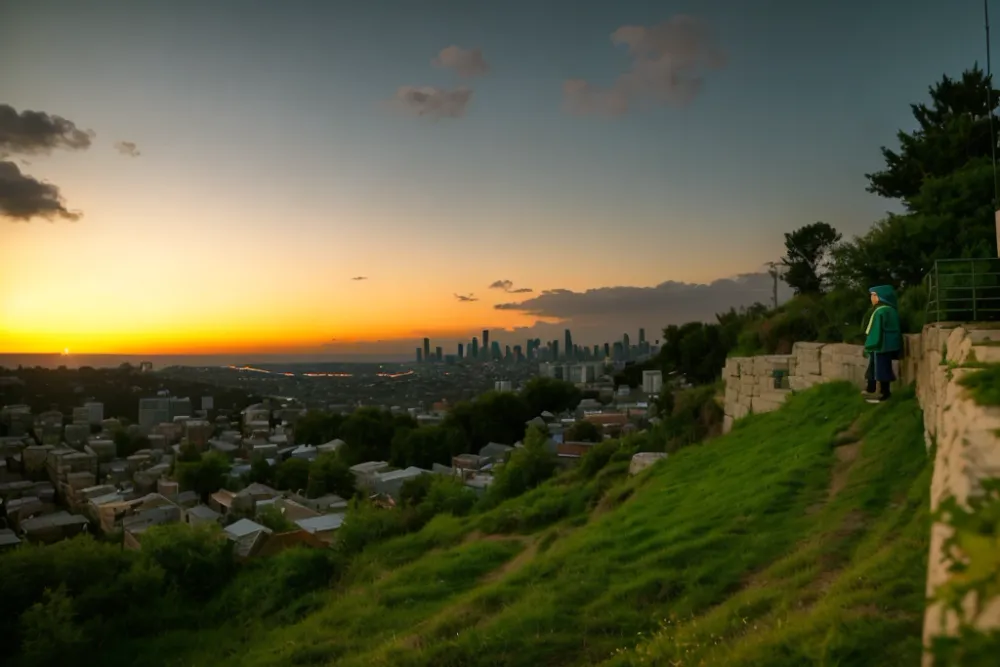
[722,341,872,434]
[913,324,1000,665]
[720,324,1000,664]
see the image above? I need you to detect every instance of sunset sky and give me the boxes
[0,0,982,358]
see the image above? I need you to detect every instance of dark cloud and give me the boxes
[563,15,726,117]
[433,45,491,78]
[351,276,368,281]
[114,141,140,158]
[0,103,95,156]
[494,273,791,326]
[454,293,479,302]
[489,279,533,294]
[392,86,473,119]
[0,161,81,222]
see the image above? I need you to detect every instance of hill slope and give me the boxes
[110,382,932,667]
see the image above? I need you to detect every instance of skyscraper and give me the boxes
[423,337,430,363]
[435,346,443,362]
[415,348,422,363]
[471,336,479,359]
[564,329,573,360]
[639,328,646,345]
[458,343,464,359]
[482,330,490,359]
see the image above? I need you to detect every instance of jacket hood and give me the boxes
[869,285,898,309]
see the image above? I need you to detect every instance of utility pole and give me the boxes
[765,262,781,309]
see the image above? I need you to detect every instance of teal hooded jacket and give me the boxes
[864,285,903,354]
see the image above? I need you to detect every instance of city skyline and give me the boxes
[1,0,978,356]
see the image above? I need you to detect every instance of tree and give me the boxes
[175,452,230,501]
[565,420,602,443]
[19,585,86,667]
[256,504,296,533]
[139,523,234,600]
[484,425,557,506]
[831,66,1000,288]
[520,377,582,416]
[865,67,998,206]
[306,452,356,499]
[781,222,841,294]
[391,425,466,469]
[275,457,310,493]
[338,408,395,465]
[247,457,274,486]
[293,410,344,446]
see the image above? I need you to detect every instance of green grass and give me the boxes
[98,382,932,667]
[958,364,1000,406]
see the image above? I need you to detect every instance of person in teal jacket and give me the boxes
[863,284,903,402]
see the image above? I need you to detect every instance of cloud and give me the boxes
[489,279,534,294]
[454,293,479,302]
[0,103,95,156]
[432,45,491,78]
[351,276,368,281]
[392,86,473,119]
[0,161,81,222]
[563,15,726,117]
[114,140,140,158]
[494,273,790,328]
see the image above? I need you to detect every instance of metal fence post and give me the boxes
[972,260,978,322]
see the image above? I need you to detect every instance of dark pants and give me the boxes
[865,350,898,398]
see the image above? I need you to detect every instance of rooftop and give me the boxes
[295,514,345,533]
[224,518,272,539]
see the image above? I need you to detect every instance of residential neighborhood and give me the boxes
[0,364,664,554]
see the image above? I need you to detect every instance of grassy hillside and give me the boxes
[100,382,930,667]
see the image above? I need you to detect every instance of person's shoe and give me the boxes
[866,394,891,404]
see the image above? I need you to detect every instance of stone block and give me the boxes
[789,374,824,392]
[945,326,971,364]
[629,452,668,476]
[750,396,783,414]
[795,360,821,376]
[732,402,750,420]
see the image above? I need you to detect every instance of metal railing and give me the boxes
[924,258,1000,323]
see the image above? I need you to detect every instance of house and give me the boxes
[289,445,318,462]
[0,528,21,550]
[20,511,89,544]
[294,514,344,544]
[287,492,347,513]
[373,467,430,499]
[350,461,389,489]
[97,493,178,534]
[255,497,319,523]
[556,441,598,460]
[316,439,344,455]
[463,474,493,495]
[185,504,223,527]
[122,503,182,536]
[583,413,630,434]
[254,529,327,557]
[452,453,485,474]
[224,518,273,559]
[225,517,271,538]
[478,442,514,464]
